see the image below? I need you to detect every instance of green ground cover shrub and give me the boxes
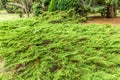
[40,10,87,23]
[0,18,120,80]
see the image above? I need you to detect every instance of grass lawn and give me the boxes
[0,10,31,21]
[0,14,21,21]
[0,10,20,21]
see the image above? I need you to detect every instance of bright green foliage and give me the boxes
[0,17,120,79]
[48,0,56,11]
[48,0,120,18]
[40,10,87,23]
[48,0,79,11]
[1,0,120,18]
[56,0,78,10]
[104,0,118,4]
[0,0,3,9]
[32,2,41,16]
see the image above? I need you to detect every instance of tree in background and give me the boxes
[105,0,118,18]
[1,0,45,17]
[48,0,79,12]
[32,2,42,16]
[8,0,34,17]
[43,0,51,11]
[1,0,7,9]
[0,0,3,10]
[0,0,120,18]
[48,0,119,18]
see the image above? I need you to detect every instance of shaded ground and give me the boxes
[85,16,120,26]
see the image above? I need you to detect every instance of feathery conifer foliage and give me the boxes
[0,17,120,79]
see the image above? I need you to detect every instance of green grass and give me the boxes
[0,10,7,14]
[0,17,120,80]
[0,14,21,21]
[0,10,31,22]
[0,10,19,21]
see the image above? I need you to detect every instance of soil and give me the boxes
[85,16,120,26]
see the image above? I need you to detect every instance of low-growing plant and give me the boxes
[0,18,120,80]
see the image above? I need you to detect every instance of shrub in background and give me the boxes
[32,2,41,16]
[48,0,79,11]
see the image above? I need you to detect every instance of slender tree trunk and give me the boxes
[106,4,117,18]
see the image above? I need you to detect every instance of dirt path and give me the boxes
[85,16,120,26]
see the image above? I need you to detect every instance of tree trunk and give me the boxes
[106,4,117,18]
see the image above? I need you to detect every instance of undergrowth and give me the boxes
[0,16,120,80]
[39,10,87,23]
